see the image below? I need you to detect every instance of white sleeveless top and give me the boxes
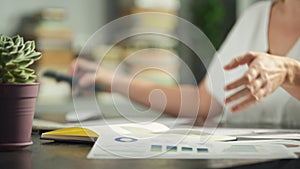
[205,1,300,125]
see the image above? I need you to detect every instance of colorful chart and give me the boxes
[150,145,209,153]
[114,137,138,142]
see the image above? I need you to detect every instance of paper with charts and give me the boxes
[85,123,297,159]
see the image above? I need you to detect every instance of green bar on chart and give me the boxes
[151,145,162,152]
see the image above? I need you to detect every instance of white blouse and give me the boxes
[205,1,300,125]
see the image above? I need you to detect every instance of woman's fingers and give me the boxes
[230,87,267,113]
[225,87,249,104]
[72,58,98,73]
[78,73,95,87]
[225,76,248,90]
[225,78,265,104]
[224,52,257,70]
[225,67,259,90]
[230,96,256,112]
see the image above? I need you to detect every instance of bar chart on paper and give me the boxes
[87,136,297,159]
[150,145,209,153]
[84,123,297,159]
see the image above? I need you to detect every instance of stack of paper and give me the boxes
[41,122,300,159]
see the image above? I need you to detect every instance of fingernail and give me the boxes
[226,61,234,67]
[224,86,230,90]
[224,98,230,104]
[224,65,230,70]
[231,107,237,113]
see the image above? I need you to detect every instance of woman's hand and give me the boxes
[224,52,291,112]
[69,58,114,91]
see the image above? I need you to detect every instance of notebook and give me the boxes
[41,127,99,143]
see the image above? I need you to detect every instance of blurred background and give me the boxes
[0,0,265,116]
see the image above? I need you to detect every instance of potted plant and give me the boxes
[0,34,41,150]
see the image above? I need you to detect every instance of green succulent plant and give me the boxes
[0,34,42,83]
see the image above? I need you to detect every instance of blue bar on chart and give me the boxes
[197,147,208,153]
[166,146,177,152]
[181,147,193,152]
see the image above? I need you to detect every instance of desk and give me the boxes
[2,98,300,169]
[0,132,299,169]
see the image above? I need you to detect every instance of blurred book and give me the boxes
[35,8,73,50]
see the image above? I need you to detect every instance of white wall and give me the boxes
[0,0,107,45]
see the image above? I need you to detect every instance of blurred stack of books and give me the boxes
[35,8,74,68]
[34,8,74,104]
[123,0,181,85]
[90,0,181,86]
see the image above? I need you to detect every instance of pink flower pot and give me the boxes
[0,83,39,151]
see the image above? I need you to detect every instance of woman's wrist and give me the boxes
[283,57,299,86]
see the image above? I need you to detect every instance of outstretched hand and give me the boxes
[224,52,290,112]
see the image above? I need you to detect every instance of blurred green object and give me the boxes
[191,0,227,49]
[177,0,236,84]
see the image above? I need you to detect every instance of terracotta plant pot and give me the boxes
[0,83,39,150]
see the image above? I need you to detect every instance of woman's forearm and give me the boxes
[109,75,216,119]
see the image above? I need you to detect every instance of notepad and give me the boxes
[40,122,169,143]
[41,127,99,143]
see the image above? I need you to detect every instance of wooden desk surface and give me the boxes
[0,133,300,169]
